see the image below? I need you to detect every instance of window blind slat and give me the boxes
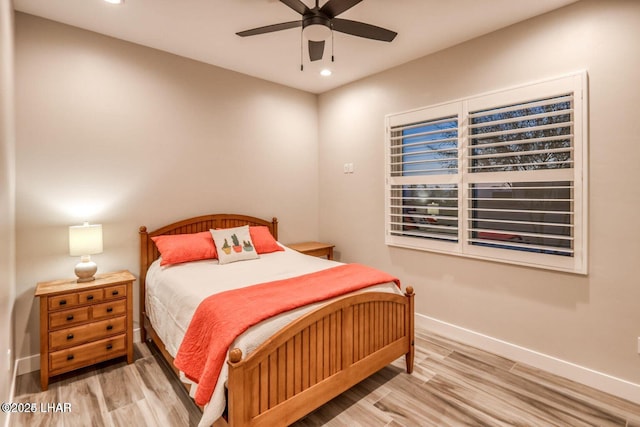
[469,160,573,171]
[468,94,574,119]
[468,135,573,151]
[391,167,458,176]
[468,207,574,216]
[471,121,573,141]
[390,130,457,142]
[392,196,458,202]
[469,147,573,161]
[390,221,459,232]
[390,115,458,133]
[471,184,573,191]
[467,238,574,255]
[470,197,574,203]
[390,230,459,242]
[389,204,459,212]
[469,228,574,241]
[470,217,574,228]
[469,108,573,130]
[391,147,458,158]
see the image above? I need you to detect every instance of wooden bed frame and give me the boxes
[139,214,415,427]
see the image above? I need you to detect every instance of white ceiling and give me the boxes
[13,0,578,94]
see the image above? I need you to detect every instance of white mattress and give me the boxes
[145,245,402,427]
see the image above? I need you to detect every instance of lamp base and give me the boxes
[75,256,97,283]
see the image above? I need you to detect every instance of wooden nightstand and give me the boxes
[35,270,135,390]
[287,241,335,260]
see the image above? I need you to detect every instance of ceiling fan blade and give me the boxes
[279,0,310,15]
[308,40,325,62]
[320,0,363,19]
[331,18,397,42]
[236,21,302,37]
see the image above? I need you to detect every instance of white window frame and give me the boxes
[385,72,588,274]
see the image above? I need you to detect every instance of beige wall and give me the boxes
[0,0,16,422]
[14,14,319,360]
[318,0,640,385]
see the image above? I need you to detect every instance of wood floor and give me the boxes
[11,328,640,426]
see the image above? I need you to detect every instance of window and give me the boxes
[385,72,587,273]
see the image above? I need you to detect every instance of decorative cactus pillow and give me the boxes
[210,225,259,265]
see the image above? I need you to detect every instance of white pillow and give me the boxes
[210,225,259,265]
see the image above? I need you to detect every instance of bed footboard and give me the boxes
[226,287,415,427]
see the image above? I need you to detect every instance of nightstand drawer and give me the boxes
[49,316,126,350]
[93,299,126,319]
[49,334,126,373]
[78,288,104,304]
[104,284,126,300]
[48,294,80,311]
[49,307,90,329]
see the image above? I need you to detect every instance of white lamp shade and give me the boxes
[69,222,103,256]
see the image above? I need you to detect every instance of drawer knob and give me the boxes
[106,325,113,331]
[111,290,119,296]
[106,344,113,350]
[66,315,74,321]
[67,355,74,361]
[106,307,113,313]
[87,295,94,301]
[66,334,74,340]
[59,300,67,306]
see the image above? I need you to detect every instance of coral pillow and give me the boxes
[152,231,218,266]
[249,226,284,254]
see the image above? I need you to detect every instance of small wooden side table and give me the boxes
[287,241,335,260]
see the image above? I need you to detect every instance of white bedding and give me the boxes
[145,245,402,427]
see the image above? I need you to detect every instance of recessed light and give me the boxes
[104,0,123,4]
[320,69,332,77]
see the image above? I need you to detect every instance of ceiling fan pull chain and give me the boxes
[300,27,304,71]
[331,26,335,62]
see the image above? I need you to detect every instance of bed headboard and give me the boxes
[138,213,278,340]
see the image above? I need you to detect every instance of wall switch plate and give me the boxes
[343,163,354,174]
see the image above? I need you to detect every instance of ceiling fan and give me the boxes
[236,0,397,64]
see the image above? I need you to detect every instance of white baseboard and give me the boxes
[416,313,640,405]
[5,358,19,427]
[133,326,141,344]
[15,327,142,376]
[15,353,39,376]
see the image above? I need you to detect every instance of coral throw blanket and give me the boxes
[174,263,400,406]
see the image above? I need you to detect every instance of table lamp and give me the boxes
[69,222,103,282]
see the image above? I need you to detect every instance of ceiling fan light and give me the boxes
[320,69,332,77]
[104,0,123,4]
[303,24,331,42]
